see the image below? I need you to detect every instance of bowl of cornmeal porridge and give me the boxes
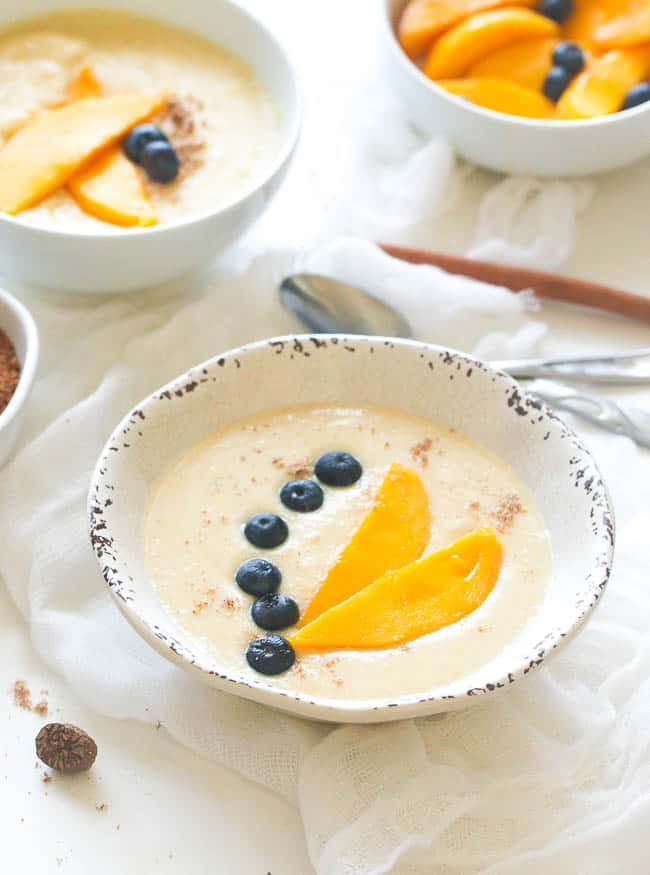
[0,1,299,292]
[89,336,614,723]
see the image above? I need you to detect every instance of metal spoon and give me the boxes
[280,274,413,339]
[280,273,650,448]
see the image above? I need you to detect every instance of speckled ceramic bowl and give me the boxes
[89,336,614,723]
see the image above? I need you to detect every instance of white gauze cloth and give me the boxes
[0,232,648,875]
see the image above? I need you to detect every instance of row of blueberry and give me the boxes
[237,451,363,676]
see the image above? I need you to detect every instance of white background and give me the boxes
[2,1,650,873]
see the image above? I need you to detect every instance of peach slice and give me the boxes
[398,0,537,59]
[298,463,430,627]
[423,7,559,80]
[68,147,157,227]
[290,528,503,652]
[556,45,650,118]
[593,6,650,49]
[0,92,166,214]
[562,0,635,53]
[66,64,103,102]
[440,77,555,116]
[468,36,559,90]
[63,69,157,228]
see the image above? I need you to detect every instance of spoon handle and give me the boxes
[526,379,650,449]
[495,347,650,384]
[382,245,650,323]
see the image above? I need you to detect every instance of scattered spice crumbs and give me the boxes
[220,598,240,612]
[285,460,312,478]
[96,802,107,812]
[410,437,433,468]
[192,600,209,615]
[42,773,52,784]
[491,493,525,533]
[469,501,481,512]
[13,680,32,710]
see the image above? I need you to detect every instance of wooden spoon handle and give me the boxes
[382,244,650,323]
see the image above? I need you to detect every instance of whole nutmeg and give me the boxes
[35,723,97,773]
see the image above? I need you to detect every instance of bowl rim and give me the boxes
[0,287,39,434]
[0,0,302,240]
[379,0,650,131]
[88,334,615,720]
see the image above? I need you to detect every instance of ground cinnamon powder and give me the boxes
[0,328,19,414]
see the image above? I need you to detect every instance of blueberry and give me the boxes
[552,41,585,75]
[543,66,572,102]
[314,452,362,487]
[251,593,300,631]
[246,635,295,675]
[280,479,324,513]
[236,558,281,597]
[244,513,289,549]
[141,140,180,183]
[621,82,650,111]
[123,124,168,164]
[537,0,573,24]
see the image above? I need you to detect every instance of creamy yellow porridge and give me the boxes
[144,405,552,702]
[0,9,281,229]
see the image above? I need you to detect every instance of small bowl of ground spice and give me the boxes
[0,287,38,466]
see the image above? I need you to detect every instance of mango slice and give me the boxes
[593,6,650,49]
[398,0,537,59]
[63,69,157,228]
[440,76,555,116]
[0,92,166,214]
[298,463,430,627]
[290,528,503,652]
[556,46,650,118]
[68,147,157,227]
[423,7,559,80]
[468,36,558,89]
[66,63,103,102]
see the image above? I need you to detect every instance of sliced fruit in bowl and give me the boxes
[423,7,559,80]
[439,76,555,115]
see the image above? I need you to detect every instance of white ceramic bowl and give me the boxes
[380,0,650,177]
[0,288,39,466]
[89,335,614,723]
[0,0,301,293]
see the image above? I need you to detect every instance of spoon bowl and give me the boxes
[280,273,412,338]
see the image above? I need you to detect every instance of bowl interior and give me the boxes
[90,337,613,720]
[0,0,301,234]
[0,289,39,430]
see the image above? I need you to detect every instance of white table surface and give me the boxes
[2,2,650,873]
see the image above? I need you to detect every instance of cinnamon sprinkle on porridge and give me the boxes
[410,437,433,468]
[13,680,32,710]
[490,494,525,533]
